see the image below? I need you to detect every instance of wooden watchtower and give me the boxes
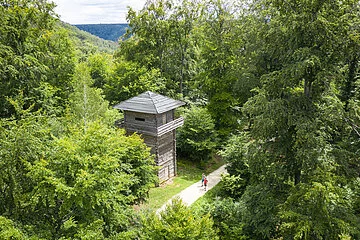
[114,91,185,181]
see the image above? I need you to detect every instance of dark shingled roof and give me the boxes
[113,91,185,114]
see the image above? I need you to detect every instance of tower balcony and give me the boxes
[157,117,184,136]
[122,117,184,137]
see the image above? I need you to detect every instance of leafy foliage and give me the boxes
[198,0,252,135]
[279,174,359,239]
[139,198,218,239]
[177,106,217,161]
[118,0,202,97]
[104,60,166,104]
[68,63,110,129]
[1,0,360,238]
[0,0,75,117]
[0,216,27,240]
[198,198,247,240]
[28,121,155,238]
[0,90,156,239]
[219,0,360,238]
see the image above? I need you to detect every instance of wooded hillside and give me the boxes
[61,22,118,53]
[75,23,128,42]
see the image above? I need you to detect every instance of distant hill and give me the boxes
[59,22,118,54]
[74,24,129,42]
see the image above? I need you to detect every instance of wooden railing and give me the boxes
[157,117,184,136]
[118,117,184,137]
[115,119,125,128]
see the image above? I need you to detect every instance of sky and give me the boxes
[52,0,147,24]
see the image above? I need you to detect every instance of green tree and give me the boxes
[177,106,217,162]
[166,0,202,95]
[219,133,251,198]
[0,0,75,117]
[119,0,201,97]
[140,198,218,239]
[0,216,27,240]
[0,103,51,221]
[198,0,248,135]
[231,0,360,237]
[87,53,113,89]
[333,20,360,182]
[279,171,359,239]
[27,121,156,238]
[120,0,173,82]
[104,60,166,104]
[197,198,247,240]
[68,63,110,130]
[242,0,359,186]
[0,78,157,239]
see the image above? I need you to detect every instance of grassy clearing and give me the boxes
[138,154,225,211]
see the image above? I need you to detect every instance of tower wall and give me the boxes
[123,110,178,182]
[157,131,176,180]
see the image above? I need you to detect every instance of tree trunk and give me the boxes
[179,47,185,95]
[304,78,312,98]
[294,168,301,185]
[344,57,357,110]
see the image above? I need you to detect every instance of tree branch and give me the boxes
[344,117,360,138]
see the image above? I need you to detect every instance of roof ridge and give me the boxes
[150,91,160,114]
[113,91,184,114]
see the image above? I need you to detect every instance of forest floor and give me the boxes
[156,164,227,214]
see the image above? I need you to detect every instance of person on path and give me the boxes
[204,177,208,191]
[201,173,205,187]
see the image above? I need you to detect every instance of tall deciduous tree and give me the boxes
[27,121,156,239]
[117,0,200,97]
[104,60,166,104]
[166,0,201,95]
[223,0,360,238]
[243,0,359,186]
[87,53,113,89]
[198,0,252,135]
[69,63,110,130]
[0,0,75,118]
[122,0,172,73]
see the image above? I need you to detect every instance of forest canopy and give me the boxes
[0,0,359,239]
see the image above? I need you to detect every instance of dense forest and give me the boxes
[75,24,128,42]
[1,0,360,239]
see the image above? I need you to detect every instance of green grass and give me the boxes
[138,154,225,211]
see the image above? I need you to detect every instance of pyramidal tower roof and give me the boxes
[113,91,185,114]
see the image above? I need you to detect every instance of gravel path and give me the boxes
[157,164,227,214]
